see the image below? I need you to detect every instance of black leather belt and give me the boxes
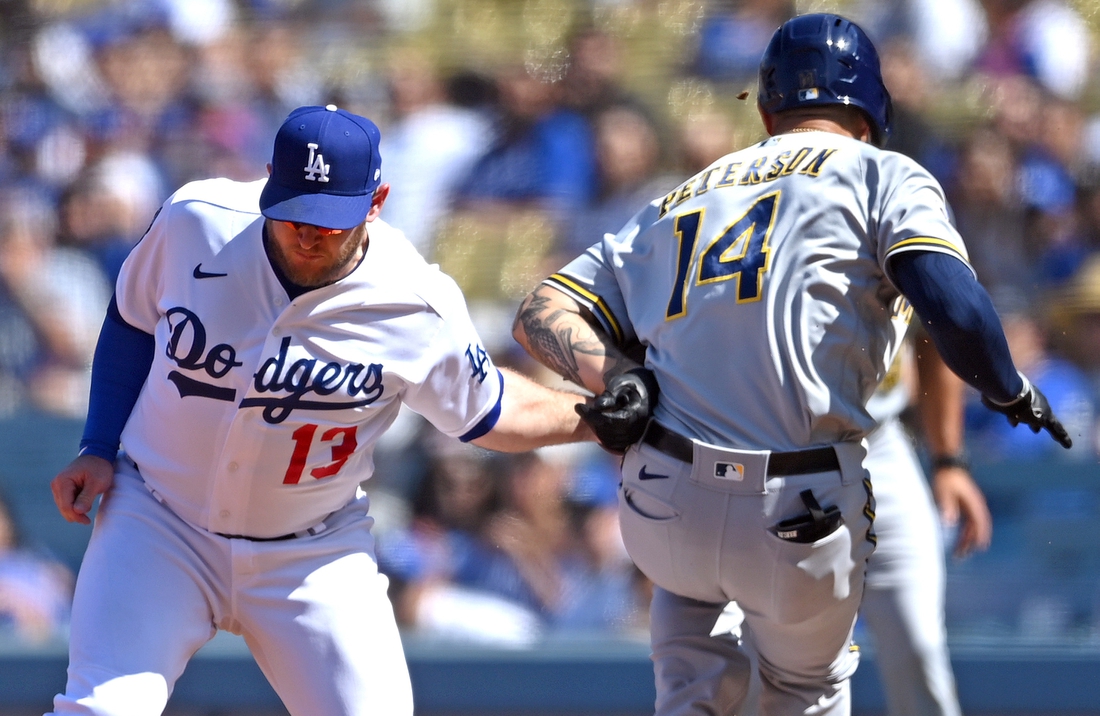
[641,422,840,476]
[215,524,325,542]
[215,532,298,542]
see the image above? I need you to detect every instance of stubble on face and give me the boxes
[266,221,368,288]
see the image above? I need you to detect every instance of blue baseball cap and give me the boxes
[259,105,383,230]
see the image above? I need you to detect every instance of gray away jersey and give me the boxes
[549,130,971,451]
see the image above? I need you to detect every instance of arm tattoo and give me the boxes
[516,290,609,388]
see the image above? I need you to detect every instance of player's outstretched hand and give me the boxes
[981,377,1072,449]
[51,454,116,525]
[576,367,659,453]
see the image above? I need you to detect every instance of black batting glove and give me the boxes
[981,374,1073,449]
[576,367,660,453]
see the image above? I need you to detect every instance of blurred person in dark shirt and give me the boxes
[691,0,796,84]
[452,63,596,217]
[559,26,648,121]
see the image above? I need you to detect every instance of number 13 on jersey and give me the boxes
[666,191,779,320]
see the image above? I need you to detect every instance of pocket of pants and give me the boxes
[618,485,680,590]
[764,524,855,623]
[622,485,680,521]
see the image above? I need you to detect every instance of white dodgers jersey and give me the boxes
[114,178,502,538]
[549,131,971,451]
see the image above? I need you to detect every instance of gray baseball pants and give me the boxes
[619,429,875,716]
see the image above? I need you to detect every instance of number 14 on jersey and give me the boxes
[666,192,779,320]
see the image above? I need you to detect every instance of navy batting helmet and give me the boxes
[757,13,892,148]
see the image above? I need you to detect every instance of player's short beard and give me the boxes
[267,223,368,288]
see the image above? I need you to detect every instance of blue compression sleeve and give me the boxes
[888,251,1023,404]
[78,295,155,462]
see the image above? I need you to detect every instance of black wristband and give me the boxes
[931,453,970,472]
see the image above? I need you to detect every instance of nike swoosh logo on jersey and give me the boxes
[193,264,228,279]
[638,465,668,480]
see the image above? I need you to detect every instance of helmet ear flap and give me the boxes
[879,88,895,148]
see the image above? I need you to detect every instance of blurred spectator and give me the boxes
[947,126,1033,296]
[965,293,1095,460]
[378,438,646,642]
[971,0,1090,101]
[558,445,649,636]
[484,446,645,634]
[1050,256,1100,395]
[562,103,679,257]
[174,26,270,184]
[58,151,165,283]
[691,0,796,85]
[674,106,740,176]
[2,37,87,191]
[242,19,320,130]
[451,63,597,218]
[434,63,597,307]
[379,48,492,256]
[878,38,955,181]
[559,26,647,121]
[0,187,110,417]
[377,437,545,645]
[853,0,987,82]
[81,12,193,151]
[0,487,74,644]
[482,449,587,622]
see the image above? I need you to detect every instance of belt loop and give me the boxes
[144,484,167,505]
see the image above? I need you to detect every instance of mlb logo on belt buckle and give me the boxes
[714,462,745,481]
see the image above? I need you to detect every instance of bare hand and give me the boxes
[933,466,992,558]
[50,454,115,525]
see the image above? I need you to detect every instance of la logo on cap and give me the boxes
[304,143,330,183]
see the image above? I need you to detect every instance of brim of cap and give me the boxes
[259,180,374,231]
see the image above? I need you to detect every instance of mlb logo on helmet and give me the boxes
[259,104,383,230]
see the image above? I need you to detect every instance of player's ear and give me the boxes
[858,116,873,144]
[366,183,390,222]
[758,106,775,135]
[266,163,272,176]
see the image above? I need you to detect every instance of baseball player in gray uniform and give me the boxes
[46,104,594,716]
[718,339,990,716]
[513,13,1071,716]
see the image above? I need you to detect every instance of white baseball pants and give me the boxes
[860,418,960,716]
[48,459,413,716]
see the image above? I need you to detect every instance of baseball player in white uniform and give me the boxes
[512,13,1071,716]
[859,337,990,716]
[46,104,594,716]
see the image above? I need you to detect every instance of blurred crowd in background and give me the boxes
[1,0,1100,649]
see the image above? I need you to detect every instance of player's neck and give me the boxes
[780,120,856,139]
[772,115,871,143]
